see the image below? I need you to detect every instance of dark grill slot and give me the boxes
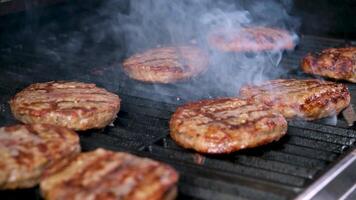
[288,127,355,146]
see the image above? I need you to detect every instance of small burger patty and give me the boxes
[0,124,80,189]
[40,148,179,200]
[301,47,356,83]
[9,81,120,131]
[240,79,351,120]
[208,27,295,52]
[170,98,287,154]
[122,46,208,83]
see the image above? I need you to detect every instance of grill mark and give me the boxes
[124,164,160,199]
[62,152,116,187]
[23,100,115,107]
[125,57,180,66]
[301,87,350,113]
[201,112,277,130]
[257,79,317,90]
[190,105,273,131]
[250,82,338,98]
[125,57,194,73]
[44,152,177,200]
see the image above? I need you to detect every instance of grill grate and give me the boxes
[0,33,355,200]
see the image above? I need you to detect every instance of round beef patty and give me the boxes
[170,98,287,154]
[208,27,295,52]
[9,81,120,131]
[240,79,351,120]
[40,148,179,200]
[122,46,208,83]
[301,47,356,83]
[0,124,80,189]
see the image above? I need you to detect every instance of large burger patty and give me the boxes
[0,124,80,189]
[170,98,287,154]
[301,47,356,83]
[122,46,208,83]
[208,27,295,52]
[240,79,351,120]
[40,148,179,200]
[9,81,121,131]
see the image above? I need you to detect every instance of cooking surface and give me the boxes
[0,2,356,197]
[1,31,355,199]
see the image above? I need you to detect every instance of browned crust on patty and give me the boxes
[170,98,287,154]
[0,124,80,189]
[122,46,208,83]
[9,81,121,131]
[208,27,295,52]
[239,79,351,120]
[40,148,179,200]
[301,47,356,83]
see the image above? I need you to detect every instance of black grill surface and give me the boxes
[1,17,356,200]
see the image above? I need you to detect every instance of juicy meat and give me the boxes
[40,148,179,200]
[122,46,208,83]
[170,98,287,154]
[0,124,80,189]
[208,27,295,52]
[240,79,351,120]
[301,47,356,83]
[9,81,121,131]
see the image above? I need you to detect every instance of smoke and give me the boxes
[103,0,300,98]
[28,0,300,99]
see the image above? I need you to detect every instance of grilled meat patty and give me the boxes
[208,27,295,52]
[0,124,80,189]
[301,47,356,83]
[240,79,351,120]
[170,98,287,154]
[122,46,208,83]
[40,148,179,200]
[9,81,121,131]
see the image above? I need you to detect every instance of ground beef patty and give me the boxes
[122,46,208,83]
[0,124,80,189]
[301,47,356,83]
[9,81,120,131]
[40,148,179,200]
[240,79,351,120]
[170,98,287,154]
[208,27,295,52]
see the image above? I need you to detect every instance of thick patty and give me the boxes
[9,81,121,131]
[208,27,295,52]
[301,47,356,83]
[240,79,351,120]
[122,46,208,83]
[170,98,287,154]
[0,124,80,189]
[40,148,179,200]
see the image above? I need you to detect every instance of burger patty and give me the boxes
[239,79,351,120]
[9,81,121,131]
[0,124,80,189]
[40,148,179,200]
[122,46,208,83]
[301,47,356,83]
[208,27,295,52]
[170,98,287,154]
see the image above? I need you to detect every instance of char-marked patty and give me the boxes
[240,79,351,120]
[208,27,295,52]
[0,124,80,189]
[170,98,287,154]
[9,81,121,131]
[301,47,356,83]
[40,148,179,200]
[122,46,208,83]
